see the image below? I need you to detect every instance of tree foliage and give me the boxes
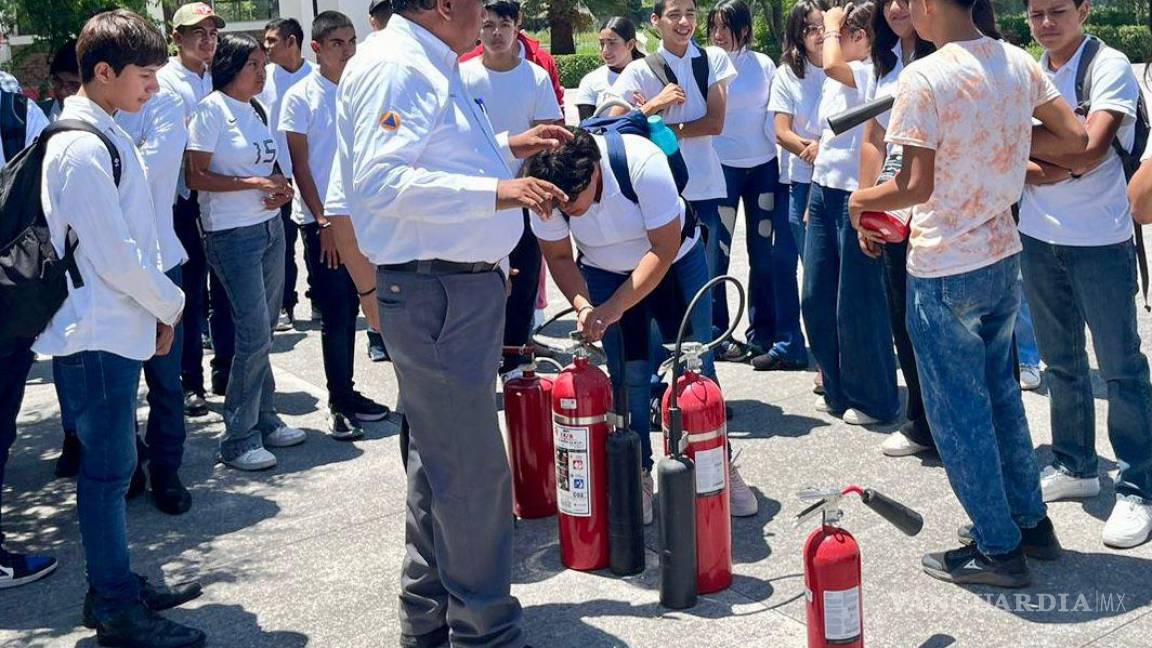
[524,0,644,54]
[0,0,150,55]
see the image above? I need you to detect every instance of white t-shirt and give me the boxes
[257,60,314,179]
[813,61,874,192]
[1019,38,1140,247]
[767,60,826,185]
[187,92,280,232]
[610,43,737,201]
[460,58,563,174]
[715,48,777,168]
[532,134,699,273]
[869,44,906,133]
[279,71,339,225]
[573,64,623,110]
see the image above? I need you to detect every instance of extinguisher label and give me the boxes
[822,586,862,642]
[694,445,726,495]
[555,424,591,517]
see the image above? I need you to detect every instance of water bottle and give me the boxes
[647,115,680,155]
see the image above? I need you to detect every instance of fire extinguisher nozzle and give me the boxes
[657,455,698,609]
[861,488,924,536]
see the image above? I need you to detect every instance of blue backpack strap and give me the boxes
[604,130,637,204]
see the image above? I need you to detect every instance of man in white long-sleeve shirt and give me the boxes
[334,1,569,644]
[36,11,203,647]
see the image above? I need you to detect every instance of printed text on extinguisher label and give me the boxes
[694,445,726,495]
[823,586,862,642]
[555,424,591,517]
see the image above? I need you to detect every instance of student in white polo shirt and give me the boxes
[524,128,757,524]
[158,2,229,416]
[608,0,737,344]
[708,0,806,378]
[572,16,645,121]
[460,0,563,375]
[280,10,389,440]
[187,34,305,472]
[259,17,315,331]
[1019,0,1152,549]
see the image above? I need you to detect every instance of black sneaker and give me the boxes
[150,470,192,516]
[55,433,81,478]
[715,340,750,362]
[921,543,1030,588]
[311,302,323,323]
[750,352,809,372]
[329,411,365,441]
[0,548,57,590]
[347,392,390,422]
[183,391,208,418]
[367,331,389,362]
[83,574,203,628]
[958,516,1062,561]
[400,626,449,648]
[94,601,205,648]
[210,371,228,398]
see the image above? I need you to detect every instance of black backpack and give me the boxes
[1074,34,1152,310]
[0,91,29,162]
[0,119,121,344]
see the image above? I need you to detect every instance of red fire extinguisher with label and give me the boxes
[502,350,558,520]
[795,485,924,648]
[661,343,731,595]
[552,334,613,571]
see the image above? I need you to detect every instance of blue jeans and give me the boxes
[693,198,728,336]
[53,351,144,620]
[801,184,899,419]
[204,217,287,461]
[0,339,35,546]
[1015,288,1041,368]
[582,242,714,470]
[134,266,189,475]
[908,255,1047,555]
[1020,235,1152,500]
[720,162,805,361]
[788,182,811,264]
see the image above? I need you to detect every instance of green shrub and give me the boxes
[555,53,604,88]
[1088,25,1152,64]
[996,14,1150,64]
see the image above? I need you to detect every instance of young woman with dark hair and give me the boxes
[186,33,306,472]
[709,0,806,376]
[573,16,646,120]
[769,0,828,255]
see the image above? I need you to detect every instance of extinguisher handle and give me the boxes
[861,488,924,537]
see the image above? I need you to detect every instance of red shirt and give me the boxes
[460,32,565,110]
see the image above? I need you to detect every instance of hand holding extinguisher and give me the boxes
[795,486,923,648]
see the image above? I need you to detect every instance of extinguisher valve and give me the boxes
[794,485,924,536]
[794,488,845,528]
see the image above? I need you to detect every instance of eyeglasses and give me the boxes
[803,24,825,37]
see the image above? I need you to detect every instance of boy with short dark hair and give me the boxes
[40,39,80,121]
[280,10,389,438]
[40,10,205,645]
[1019,0,1152,548]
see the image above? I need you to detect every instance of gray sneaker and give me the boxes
[221,447,277,471]
[263,425,307,448]
[329,412,364,441]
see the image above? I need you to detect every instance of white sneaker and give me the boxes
[843,408,879,426]
[880,431,932,457]
[221,447,277,471]
[1020,365,1042,391]
[274,309,294,332]
[642,470,654,526]
[1102,495,1152,548]
[1040,464,1101,502]
[728,463,758,517]
[264,425,307,448]
[813,397,833,413]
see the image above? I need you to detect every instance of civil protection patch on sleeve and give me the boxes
[379,111,401,132]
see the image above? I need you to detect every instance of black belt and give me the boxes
[379,259,498,275]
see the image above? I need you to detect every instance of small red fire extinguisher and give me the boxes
[502,350,558,520]
[795,486,924,648]
[552,335,613,571]
[661,342,731,595]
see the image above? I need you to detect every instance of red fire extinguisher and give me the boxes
[502,349,559,520]
[796,485,923,648]
[661,343,730,595]
[552,335,613,571]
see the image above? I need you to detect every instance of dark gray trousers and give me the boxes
[376,268,523,647]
